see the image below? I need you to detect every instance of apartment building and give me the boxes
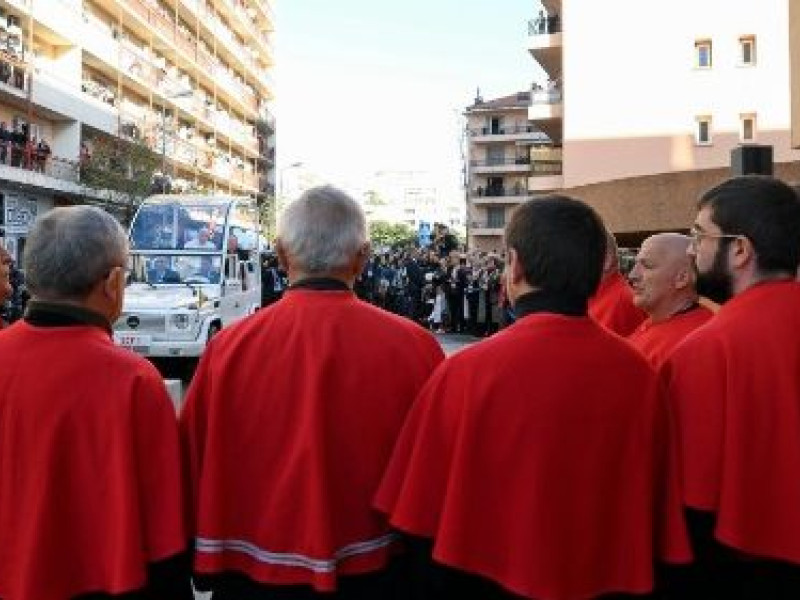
[464,90,548,251]
[467,0,800,250]
[0,0,275,263]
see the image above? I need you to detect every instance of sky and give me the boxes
[274,0,541,195]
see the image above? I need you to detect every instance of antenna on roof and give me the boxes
[474,87,483,104]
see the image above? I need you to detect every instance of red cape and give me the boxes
[0,322,187,600]
[181,290,444,591]
[589,272,647,336]
[662,280,800,563]
[628,305,713,368]
[376,313,690,600]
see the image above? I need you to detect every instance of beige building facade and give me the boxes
[464,90,549,252]
[0,0,275,262]
[468,0,800,249]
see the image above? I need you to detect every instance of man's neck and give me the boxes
[649,295,699,323]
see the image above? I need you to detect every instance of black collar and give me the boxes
[513,289,588,319]
[289,277,351,291]
[24,300,112,335]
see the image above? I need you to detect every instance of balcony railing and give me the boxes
[471,220,505,231]
[531,160,563,175]
[528,15,561,36]
[0,50,28,93]
[473,186,529,198]
[0,142,79,184]
[471,157,531,167]
[469,125,535,136]
[531,89,562,104]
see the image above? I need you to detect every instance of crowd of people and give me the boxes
[0,176,800,600]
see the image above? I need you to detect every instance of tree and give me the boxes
[369,221,416,249]
[80,134,160,224]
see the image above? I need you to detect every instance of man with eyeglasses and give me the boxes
[661,176,800,598]
[0,206,192,600]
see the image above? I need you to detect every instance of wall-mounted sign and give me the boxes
[4,196,37,234]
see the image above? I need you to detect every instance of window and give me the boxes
[740,114,756,142]
[695,116,712,145]
[487,206,505,228]
[739,36,756,66]
[695,40,712,68]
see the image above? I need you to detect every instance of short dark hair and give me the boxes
[505,195,607,300]
[699,176,800,276]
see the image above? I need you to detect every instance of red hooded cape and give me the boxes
[0,322,187,600]
[628,305,713,368]
[662,280,800,563]
[181,289,444,591]
[589,271,647,337]
[376,313,691,600]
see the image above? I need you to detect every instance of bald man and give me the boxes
[588,230,647,336]
[627,233,713,367]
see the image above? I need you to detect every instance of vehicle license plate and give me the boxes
[114,333,151,353]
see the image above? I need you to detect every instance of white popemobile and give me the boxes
[113,195,262,358]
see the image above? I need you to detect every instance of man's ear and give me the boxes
[673,265,691,291]
[730,235,754,271]
[275,239,289,272]
[508,248,525,286]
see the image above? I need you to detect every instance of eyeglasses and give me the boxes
[688,227,741,247]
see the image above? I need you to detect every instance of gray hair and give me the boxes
[25,205,128,300]
[277,185,367,274]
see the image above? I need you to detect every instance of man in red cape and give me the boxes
[0,206,191,600]
[376,196,691,600]
[589,231,646,336]
[662,176,800,598]
[627,233,713,368]
[181,185,444,599]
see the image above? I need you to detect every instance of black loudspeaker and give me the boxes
[731,145,773,176]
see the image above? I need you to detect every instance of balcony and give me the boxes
[470,186,532,205]
[527,12,562,77]
[0,147,81,196]
[470,221,505,237]
[469,124,540,143]
[528,160,564,191]
[470,156,531,174]
[528,88,563,122]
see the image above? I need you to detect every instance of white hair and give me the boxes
[25,205,127,300]
[277,185,366,274]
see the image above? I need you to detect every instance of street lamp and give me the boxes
[279,161,304,198]
[160,88,194,179]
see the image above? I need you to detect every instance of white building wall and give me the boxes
[563,0,798,188]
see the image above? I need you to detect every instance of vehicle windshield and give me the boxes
[130,203,228,251]
[129,254,223,285]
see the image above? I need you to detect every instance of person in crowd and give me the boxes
[193,255,220,283]
[185,227,216,249]
[589,230,647,336]
[376,195,690,600]
[627,233,713,367]
[181,185,444,599]
[661,176,800,598]
[0,122,10,164]
[147,255,181,283]
[35,138,51,173]
[0,206,191,600]
[0,243,12,327]
[446,255,468,333]
[260,253,285,306]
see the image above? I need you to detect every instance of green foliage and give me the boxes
[80,135,160,222]
[369,220,416,249]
